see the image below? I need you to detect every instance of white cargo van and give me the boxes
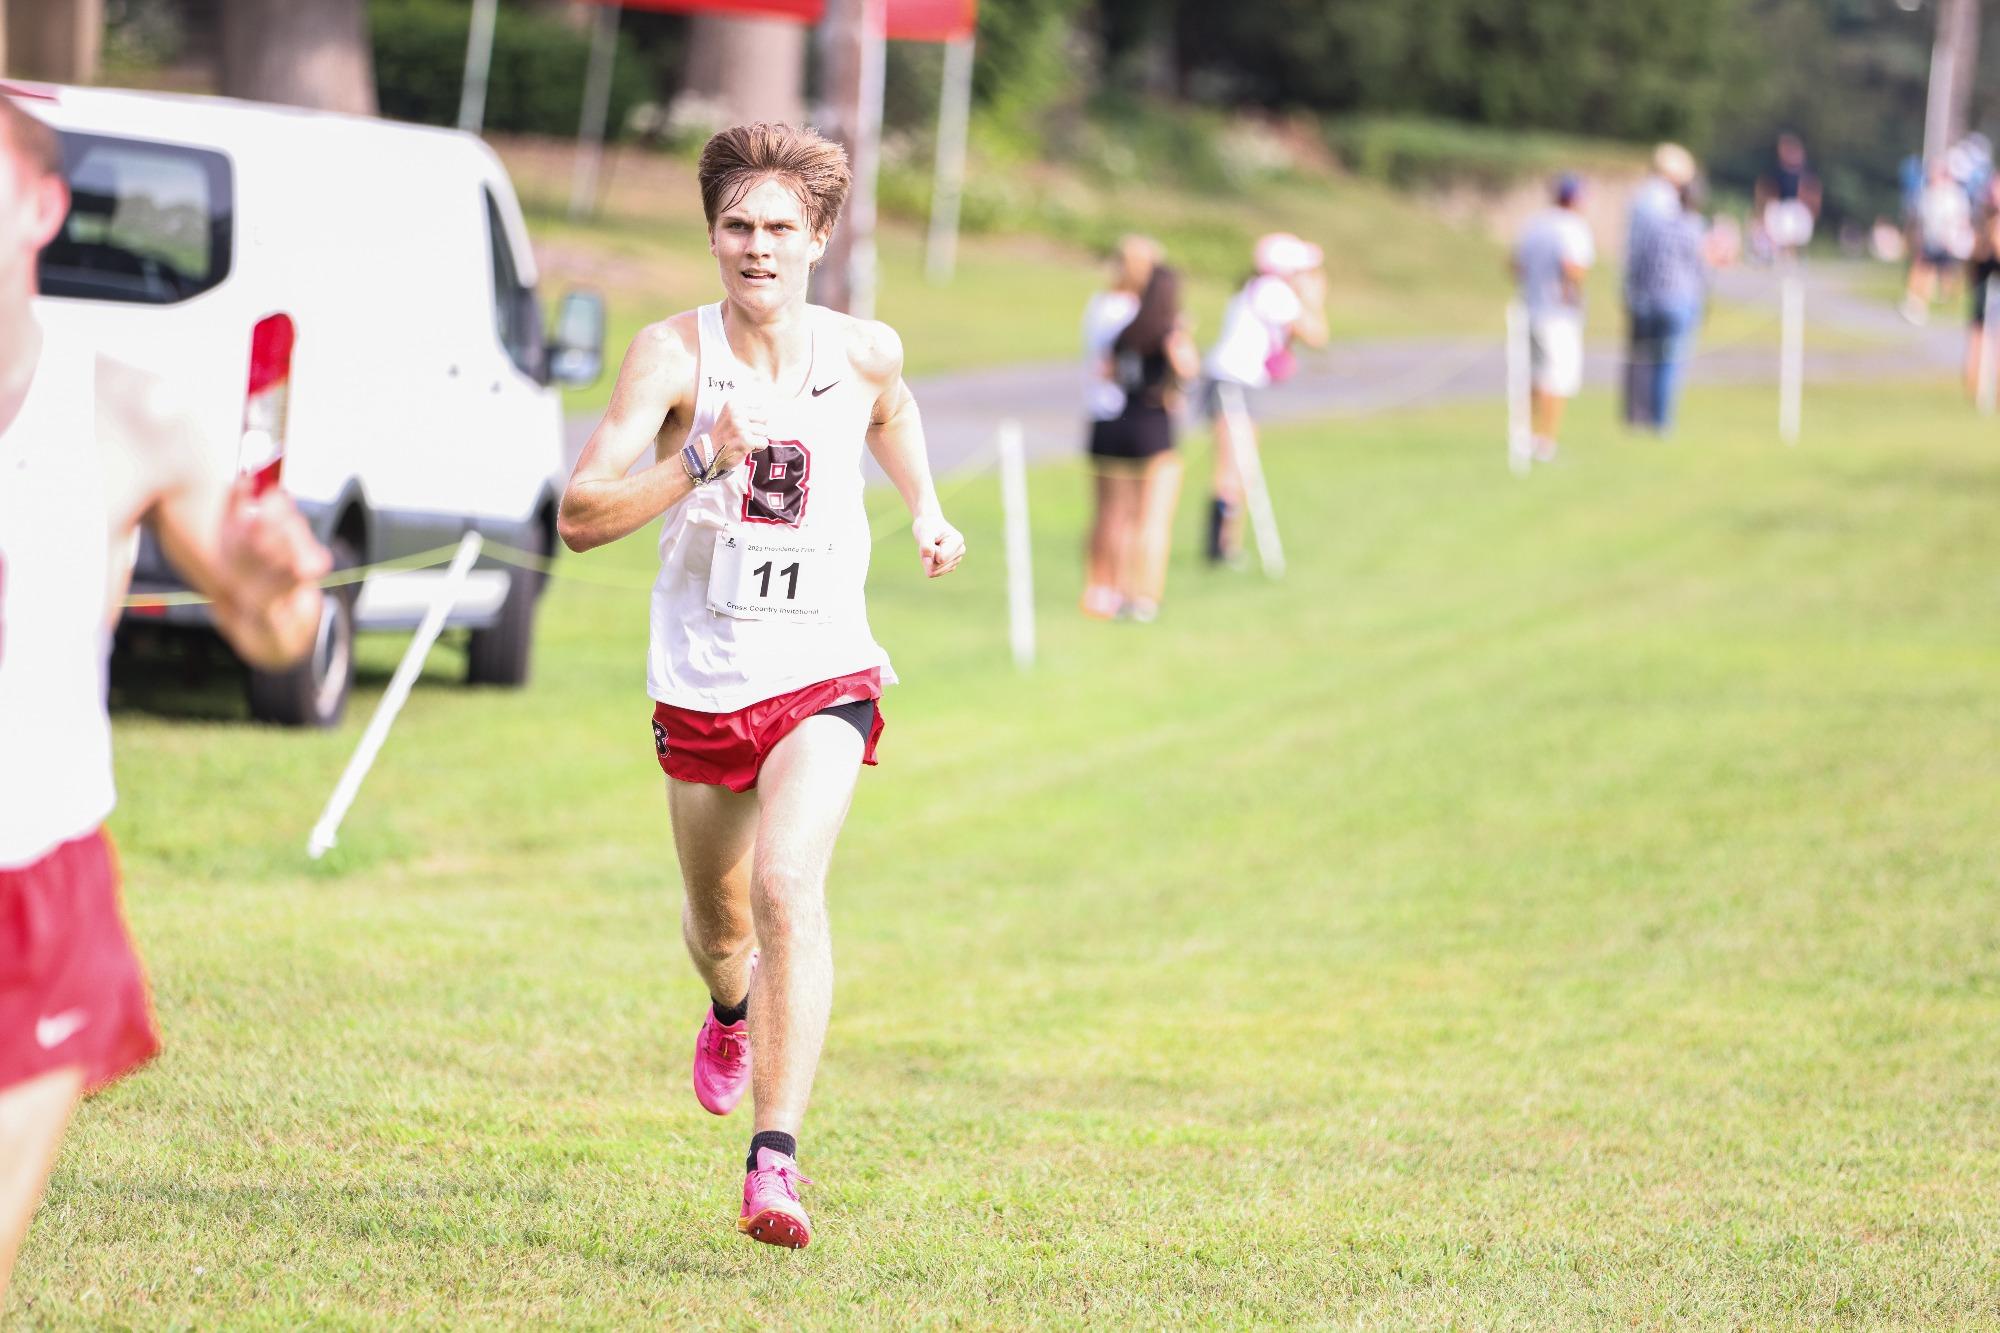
[13,82,604,726]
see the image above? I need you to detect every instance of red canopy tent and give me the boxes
[596,0,975,42]
[547,0,979,308]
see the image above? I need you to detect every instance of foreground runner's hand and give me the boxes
[217,473,330,610]
[912,512,965,578]
[710,397,769,473]
[200,473,330,668]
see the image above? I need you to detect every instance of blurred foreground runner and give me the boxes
[559,123,964,1249]
[0,98,328,1304]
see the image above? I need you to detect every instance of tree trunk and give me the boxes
[219,0,376,116]
[519,0,592,31]
[1926,0,1981,164]
[6,0,104,84]
[811,0,884,316]
[684,15,805,127]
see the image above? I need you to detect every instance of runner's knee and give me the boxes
[683,909,752,964]
[749,865,827,942]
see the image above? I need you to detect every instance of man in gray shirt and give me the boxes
[1513,174,1595,463]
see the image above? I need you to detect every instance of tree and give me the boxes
[219,0,376,115]
[682,14,804,126]
[5,0,105,83]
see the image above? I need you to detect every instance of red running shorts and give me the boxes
[1,829,161,1095]
[652,668,885,793]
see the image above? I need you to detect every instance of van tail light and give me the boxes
[238,313,295,495]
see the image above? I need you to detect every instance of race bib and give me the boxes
[706,529,838,622]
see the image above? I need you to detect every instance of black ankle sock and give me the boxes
[711,992,748,1026]
[1206,496,1230,562]
[748,1131,797,1170]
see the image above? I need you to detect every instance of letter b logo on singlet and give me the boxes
[744,442,810,527]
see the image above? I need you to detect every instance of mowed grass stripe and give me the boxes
[15,379,2000,1326]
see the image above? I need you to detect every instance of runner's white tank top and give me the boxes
[0,330,116,868]
[646,303,895,711]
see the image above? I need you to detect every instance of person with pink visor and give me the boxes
[1198,232,1327,565]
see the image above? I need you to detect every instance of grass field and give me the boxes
[16,377,2000,1326]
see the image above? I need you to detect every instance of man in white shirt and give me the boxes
[1512,174,1595,463]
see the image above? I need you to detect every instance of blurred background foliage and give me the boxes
[96,0,2000,229]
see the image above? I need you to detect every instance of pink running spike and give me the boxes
[739,1146,814,1249]
[692,951,756,1116]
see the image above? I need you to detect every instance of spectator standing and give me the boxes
[1755,132,1821,265]
[1905,159,1972,323]
[1622,143,1708,433]
[1963,177,2000,399]
[1200,233,1327,565]
[1081,262,1199,620]
[1511,173,1595,464]
[1080,235,1156,618]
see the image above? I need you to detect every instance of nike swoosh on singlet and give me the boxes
[811,381,840,397]
[35,1009,88,1050]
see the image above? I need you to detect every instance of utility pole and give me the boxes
[811,0,885,316]
[1925,0,1982,165]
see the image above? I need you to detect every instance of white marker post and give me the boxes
[455,0,499,134]
[924,35,976,285]
[1218,383,1286,580]
[1981,275,2000,417]
[1779,274,1804,445]
[996,419,1035,670]
[1505,300,1532,474]
[308,533,484,860]
[568,3,620,221]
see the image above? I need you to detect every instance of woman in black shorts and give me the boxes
[1085,263,1198,621]
[1967,178,2000,398]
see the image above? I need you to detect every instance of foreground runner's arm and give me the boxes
[100,360,328,668]
[855,322,965,579]
[559,321,762,553]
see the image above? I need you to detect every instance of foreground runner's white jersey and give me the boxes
[0,329,117,868]
[647,303,895,712]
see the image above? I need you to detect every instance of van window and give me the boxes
[484,188,544,380]
[41,131,232,305]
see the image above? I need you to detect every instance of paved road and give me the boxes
[566,264,1960,480]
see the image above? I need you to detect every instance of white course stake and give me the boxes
[996,419,1035,670]
[1505,300,1532,474]
[1981,275,2000,417]
[308,533,484,860]
[1779,274,1804,445]
[1218,382,1286,580]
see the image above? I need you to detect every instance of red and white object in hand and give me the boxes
[237,311,294,495]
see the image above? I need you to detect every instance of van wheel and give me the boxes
[247,538,357,728]
[466,527,542,687]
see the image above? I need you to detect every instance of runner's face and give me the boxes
[711,177,824,312]
[0,138,67,296]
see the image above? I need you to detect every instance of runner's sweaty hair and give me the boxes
[698,123,851,240]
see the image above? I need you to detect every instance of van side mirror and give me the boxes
[548,288,606,387]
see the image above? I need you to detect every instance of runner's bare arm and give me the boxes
[857,321,964,579]
[103,361,329,669]
[559,321,703,553]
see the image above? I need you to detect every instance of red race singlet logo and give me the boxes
[743,441,810,527]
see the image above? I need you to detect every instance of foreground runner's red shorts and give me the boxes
[1,828,161,1095]
[652,668,886,793]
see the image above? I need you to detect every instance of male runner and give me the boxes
[0,98,329,1301]
[558,123,965,1249]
